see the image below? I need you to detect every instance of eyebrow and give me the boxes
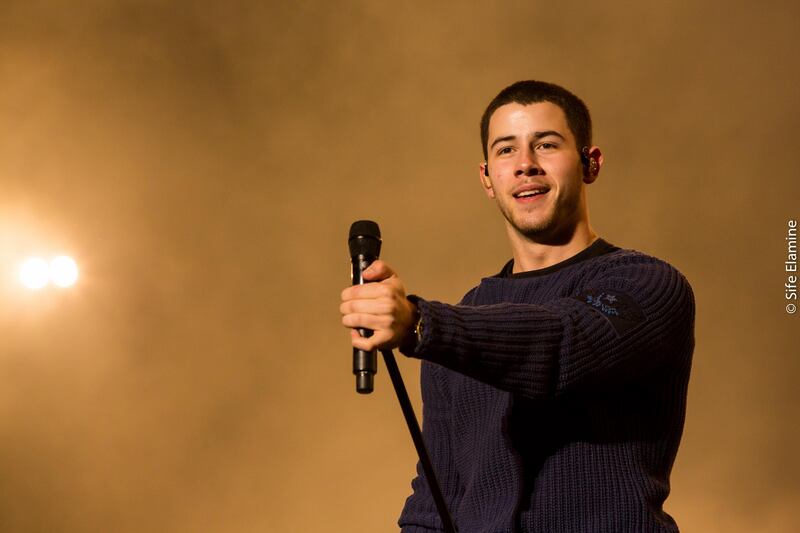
[489,130,566,150]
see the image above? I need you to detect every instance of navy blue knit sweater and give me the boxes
[398,239,694,533]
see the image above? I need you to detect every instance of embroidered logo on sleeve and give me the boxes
[573,289,646,335]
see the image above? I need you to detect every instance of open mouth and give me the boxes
[513,187,550,199]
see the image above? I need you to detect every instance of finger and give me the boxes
[349,328,373,350]
[363,260,396,282]
[351,330,391,351]
[341,313,391,331]
[341,282,393,302]
[351,335,374,351]
[340,299,395,316]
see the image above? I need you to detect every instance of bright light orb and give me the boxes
[19,257,50,289]
[50,255,79,287]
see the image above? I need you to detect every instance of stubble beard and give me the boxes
[499,189,582,242]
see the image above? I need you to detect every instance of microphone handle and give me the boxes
[352,252,378,393]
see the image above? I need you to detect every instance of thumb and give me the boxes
[363,259,395,282]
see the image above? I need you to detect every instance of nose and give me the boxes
[514,147,542,177]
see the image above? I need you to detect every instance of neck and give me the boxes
[507,220,598,273]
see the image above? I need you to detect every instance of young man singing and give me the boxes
[340,80,695,533]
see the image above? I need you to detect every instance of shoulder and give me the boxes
[457,243,694,307]
[580,247,696,324]
[591,247,693,290]
[458,285,481,305]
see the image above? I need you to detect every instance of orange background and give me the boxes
[1,1,798,531]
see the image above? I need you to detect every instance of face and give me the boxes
[480,102,600,242]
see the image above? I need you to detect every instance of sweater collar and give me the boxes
[496,238,619,278]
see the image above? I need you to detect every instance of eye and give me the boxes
[536,142,558,151]
[496,146,514,156]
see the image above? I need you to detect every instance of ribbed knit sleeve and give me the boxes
[403,256,694,400]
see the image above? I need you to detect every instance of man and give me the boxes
[340,80,694,532]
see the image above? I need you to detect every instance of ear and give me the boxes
[583,146,604,184]
[479,162,495,198]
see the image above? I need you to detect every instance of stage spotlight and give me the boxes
[19,257,50,290]
[50,255,79,287]
[17,255,79,289]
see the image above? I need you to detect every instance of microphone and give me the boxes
[348,220,382,394]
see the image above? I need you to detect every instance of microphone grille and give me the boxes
[349,220,381,240]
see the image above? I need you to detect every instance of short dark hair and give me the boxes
[480,80,592,160]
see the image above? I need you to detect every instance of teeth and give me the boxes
[516,189,546,197]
